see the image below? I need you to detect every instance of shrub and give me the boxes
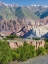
[44,39,48,43]
[45,43,48,54]
[37,47,46,55]
[45,43,48,49]
[32,38,40,40]
[11,51,20,61]
[6,34,19,39]
[0,40,12,64]
[15,42,36,61]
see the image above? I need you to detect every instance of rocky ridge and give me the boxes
[0,2,48,38]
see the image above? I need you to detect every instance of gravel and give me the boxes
[9,54,48,64]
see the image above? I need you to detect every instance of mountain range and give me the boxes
[0,2,48,38]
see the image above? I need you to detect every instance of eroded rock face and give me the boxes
[8,42,23,49]
[19,17,48,38]
[33,24,48,37]
[0,16,48,38]
[0,2,48,38]
[0,19,27,35]
[8,40,45,49]
[33,17,48,37]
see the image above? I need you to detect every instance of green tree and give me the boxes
[37,47,46,55]
[11,51,20,61]
[15,42,36,61]
[0,40,12,64]
[6,34,19,39]
[45,43,48,53]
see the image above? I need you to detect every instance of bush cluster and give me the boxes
[6,34,19,39]
[44,39,48,53]
[0,40,47,64]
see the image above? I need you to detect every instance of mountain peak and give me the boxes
[0,1,19,8]
[29,5,48,8]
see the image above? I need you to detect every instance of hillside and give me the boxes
[0,2,18,20]
[37,16,48,23]
[27,5,48,19]
[15,7,39,20]
[0,2,40,35]
[19,17,48,38]
[0,2,48,38]
[0,2,40,21]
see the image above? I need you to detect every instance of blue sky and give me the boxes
[0,0,48,6]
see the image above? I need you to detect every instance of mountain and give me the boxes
[0,2,18,20]
[21,29,36,38]
[27,5,48,18]
[0,2,39,21]
[37,16,48,24]
[15,7,39,20]
[0,2,48,38]
[0,2,48,20]
[20,16,48,38]
[20,23,48,38]
[0,2,40,35]
[42,32,48,38]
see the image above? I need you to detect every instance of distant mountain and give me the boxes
[37,16,48,24]
[27,5,48,19]
[0,2,18,20]
[0,2,48,38]
[20,16,48,38]
[21,29,36,38]
[42,32,48,38]
[15,7,39,20]
[0,2,39,21]
[40,11,48,19]
[0,2,48,20]
[21,24,48,38]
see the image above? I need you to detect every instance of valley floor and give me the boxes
[9,54,48,64]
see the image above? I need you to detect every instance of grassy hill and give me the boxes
[0,6,40,21]
[0,7,17,20]
[15,7,40,20]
